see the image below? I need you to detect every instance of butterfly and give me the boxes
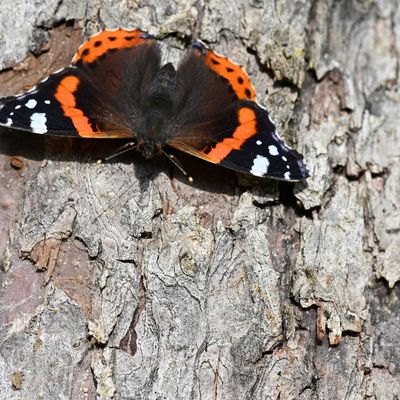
[0,28,309,181]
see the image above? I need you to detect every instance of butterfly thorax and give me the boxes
[137,63,177,158]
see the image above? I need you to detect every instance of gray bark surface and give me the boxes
[0,1,399,399]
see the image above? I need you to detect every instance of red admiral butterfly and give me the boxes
[0,29,309,181]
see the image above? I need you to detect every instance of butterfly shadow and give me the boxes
[0,128,306,203]
[0,128,236,194]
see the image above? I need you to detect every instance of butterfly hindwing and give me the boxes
[72,28,161,118]
[192,41,257,101]
[0,29,161,138]
[72,29,151,65]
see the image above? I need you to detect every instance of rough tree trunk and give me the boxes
[0,1,399,399]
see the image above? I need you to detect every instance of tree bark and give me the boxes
[0,1,399,399]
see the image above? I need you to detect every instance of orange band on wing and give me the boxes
[205,51,256,101]
[72,29,148,64]
[206,107,257,163]
[55,76,99,137]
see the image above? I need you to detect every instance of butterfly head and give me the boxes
[136,138,163,159]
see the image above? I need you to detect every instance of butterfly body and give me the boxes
[136,62,177,158]
[0,29,309,181]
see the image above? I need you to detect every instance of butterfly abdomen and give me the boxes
[144,63,177,112]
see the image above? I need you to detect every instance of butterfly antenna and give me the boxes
[97,141,137,163]
[161,149,193,183]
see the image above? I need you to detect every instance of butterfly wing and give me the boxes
[0,29,161,138]
[168,42,309,181]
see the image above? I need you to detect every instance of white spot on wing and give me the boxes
[44,100,51,104]
[268,145,279,156]
[6,118,13,127]
[30,113,47,134]
[282,156,287,162]
[250,155,270,177]
[15,105,21,109]
[256,140,262,145]
[10,112,14,116]
[25,99,37,109]
[284,171,291,180]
